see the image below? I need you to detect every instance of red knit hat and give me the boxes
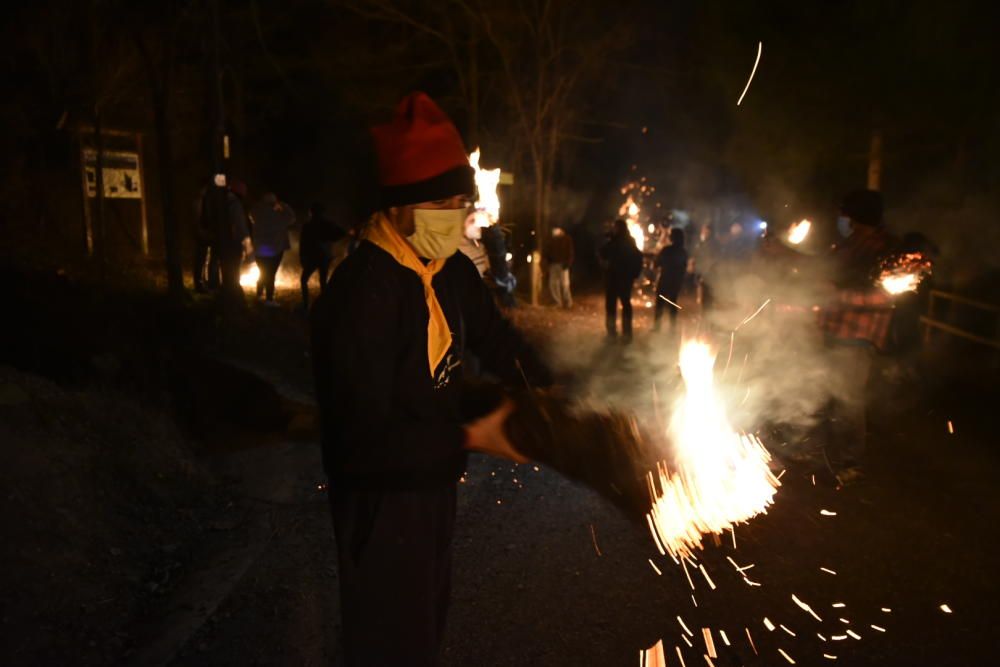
[370,92,474,207]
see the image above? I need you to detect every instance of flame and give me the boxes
[238,262,301,292]
[880,273,920,294]
[618,193,645,249]
[469,147,501,227]
[646,340,780,560]
[877,252,932,295]
[240,264,260,288]
[787,219,811,245]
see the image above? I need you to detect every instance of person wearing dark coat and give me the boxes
[300,202,345,311]
[653,227,688,332]
[599,218,642,341]
[310,92,551,667]
[249,192,296,302]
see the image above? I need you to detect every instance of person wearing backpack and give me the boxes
[599,218,643,341]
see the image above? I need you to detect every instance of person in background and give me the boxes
[653,227,687,332]
[250,192,296,304]
[600,218,643,342]
[300,202,345,311]
[192,180,220,292]
[691,223,718,310]
[544,226,574,308]
[817,189,897,484]
[215,179,252,301]
[310,92,551,666]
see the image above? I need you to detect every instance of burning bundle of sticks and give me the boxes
[502,388,664,521]
[876,251,933,295]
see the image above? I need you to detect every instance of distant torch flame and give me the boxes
[469,147,501,227]
[878,252,932,295]
[240,264,260,289]
[787,219,811,245]
[619,194,645,249]
[647,340,780,559]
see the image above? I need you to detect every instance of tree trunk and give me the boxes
[152,81,184,296]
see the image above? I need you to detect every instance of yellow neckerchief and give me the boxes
[364,212,451,377]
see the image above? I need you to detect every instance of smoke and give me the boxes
[548,242,871,461]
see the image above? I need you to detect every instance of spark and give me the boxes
[703,655,715,667]
[735,298,772,331]
[648,559,662,575]
[681,634,693,648]
[691,595,698,607]
[881,607,892,613]
[702,628,717,658]
[831,635,848,641]
[817,633,827,642]
[745,627,758,655]
[763,617,776,632]
[846,630,861,640]
[676,646,687,667]
[792,594,824,622]
[736,41,763,106]
[820,567,837,575]
[871,624,887,632]
[940,603,953,613]
[743,577,762,587]
[839,618,850,624]
[811,474,816,486]
[678,615,694,637]
[779,624,796,637]
[719,630,731,647]
[589,524,602,556]
[823,655,838,660]
[777,469,786,480]
[730,526,736,549]
[777,648,796,664]
[820,509,837,516]
[680,557,695,590]
[658,294,683,310]
[698,564,717,590]
[947,420,954,434]
[646,514,667,556]
[831,603,846,608]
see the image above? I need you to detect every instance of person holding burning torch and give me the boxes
[310,92,551,666]
[817,189,898,484]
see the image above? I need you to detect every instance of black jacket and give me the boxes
[600,234,641,284]
[310,240,551,490]
[655,245,688,297]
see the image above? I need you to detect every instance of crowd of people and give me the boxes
[186,91,931,666]
[192,180,352,310]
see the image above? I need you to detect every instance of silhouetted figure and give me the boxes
[545,226,574,308]
[300,203,345,311]
[250,192,295,303]
[193,181,220,292]
[654,227,687,332]
[818,189,897,484]
[600,219,643,341]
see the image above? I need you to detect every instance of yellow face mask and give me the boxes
[407,208,467,259]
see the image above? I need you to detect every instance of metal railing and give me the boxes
[921,289,1000,351]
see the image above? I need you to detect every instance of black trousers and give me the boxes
[654,287,681,330]
[329,484,457,667]
[300,258,330,310]
[255,252,283,300]
[605,279,634,337]
[193,240,219,290]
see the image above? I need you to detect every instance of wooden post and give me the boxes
[78,134,94,256]
[867,129,883,191]
[136,132,150,255]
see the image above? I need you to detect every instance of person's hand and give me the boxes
[464,399,528,464]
